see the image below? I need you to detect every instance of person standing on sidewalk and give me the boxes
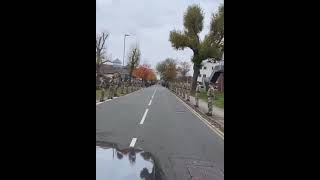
[175,82,178,94]
[177,82,179,95]
[99,76,106,102]
[176,82,179,95]
[182,83,185,99]
[125,80,129,93]
[115,73,121,97]
[176,82,178,94]
[129,80,132,92]
[132,80,135,91]
[120,79,125,94]
[206,83,215,116]
[181,83,184,98]
[195,82,201,107]
[108,76,115,99]
[186,83,190,101]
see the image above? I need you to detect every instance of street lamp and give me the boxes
[123,34,130,66]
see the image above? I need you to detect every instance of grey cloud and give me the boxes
[97,0,223,72]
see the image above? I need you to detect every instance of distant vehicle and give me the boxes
[160,80,167,87]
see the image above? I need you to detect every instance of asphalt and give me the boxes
[96,84,224,180]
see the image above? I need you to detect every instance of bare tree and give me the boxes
[96,31,110,77]
[127,44,141,80]
[178,61,191,81]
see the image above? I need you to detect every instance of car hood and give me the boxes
[96,141,165,180]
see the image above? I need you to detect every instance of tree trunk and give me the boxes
[191,65,200,94]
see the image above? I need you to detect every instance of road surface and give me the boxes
[96,85,224,179]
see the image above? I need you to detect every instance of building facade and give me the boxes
[197,53,224,92]
[197,59,220,83]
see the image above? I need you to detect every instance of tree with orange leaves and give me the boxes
[147,71,156,81]
[132,64,156,82]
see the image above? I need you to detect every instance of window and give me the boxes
[203,66,207,70]
[203,74,206,78]
[198,74,201,77]
[212,67,214,70]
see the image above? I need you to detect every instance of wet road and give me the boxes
[96,85,224,180]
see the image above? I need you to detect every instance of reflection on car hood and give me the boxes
[96,141,165,180]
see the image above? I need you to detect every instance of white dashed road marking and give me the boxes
[140,108,149,125]
[129,138,137,147]
[148,87,157,106]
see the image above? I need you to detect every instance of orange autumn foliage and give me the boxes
[132,64,156,81]
[147,72,156,81]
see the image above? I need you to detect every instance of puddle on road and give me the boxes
[96,141,164,180]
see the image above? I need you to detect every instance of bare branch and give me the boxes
[96,31,110,76]
[100,32,108,50]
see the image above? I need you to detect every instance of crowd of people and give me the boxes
[97,73,146,102]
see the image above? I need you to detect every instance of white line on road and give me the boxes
[153,88,157,96]
[129,138,137,147]
[151,88,157,98]
[96,99,112,106]
[148,87,157,106]
[96,88,143,105]
[96,102,103,105]
[140,108,149,124]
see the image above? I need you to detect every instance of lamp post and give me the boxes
[123,34,130,66]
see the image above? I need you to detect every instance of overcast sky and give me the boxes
[97,0,223,74]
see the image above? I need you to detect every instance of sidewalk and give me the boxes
[189,96,224,118]
[174,92,224,130]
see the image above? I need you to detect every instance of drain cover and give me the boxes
[185,159,215,167]
[170,157,223,180]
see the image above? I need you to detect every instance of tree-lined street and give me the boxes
[97,1,224,179]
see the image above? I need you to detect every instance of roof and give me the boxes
[112,58,122,64]
[201,58,217,65]
[101,64,129,75]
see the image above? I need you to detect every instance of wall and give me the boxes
[217,73,224,92]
